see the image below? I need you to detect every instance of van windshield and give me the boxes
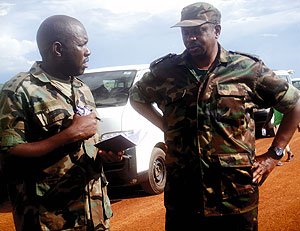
[292,80,300,90]
[79,70,137,107]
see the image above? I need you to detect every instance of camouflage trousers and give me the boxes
[165,208,258,231]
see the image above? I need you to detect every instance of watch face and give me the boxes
[272,147,283,156]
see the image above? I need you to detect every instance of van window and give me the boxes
[80,70,137,107]
[292,80,300,90]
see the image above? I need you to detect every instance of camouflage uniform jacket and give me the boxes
[130,45,300,216]
[0,62,112,230]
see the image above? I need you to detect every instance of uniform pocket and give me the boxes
[34,100,72,130]
[216,83,247,121]
[215,153,255,199]
[37,164,87,211]
[218,153,252,168]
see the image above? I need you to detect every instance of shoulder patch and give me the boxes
[2,72,28,92]
[229,51,261,62]
[150,53,176,69]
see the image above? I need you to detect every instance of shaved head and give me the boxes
[36,15,85,58]
[36,15,90,78]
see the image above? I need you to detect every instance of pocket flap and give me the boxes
[34,100,71,127]
[218,153,252,167]
[217,83,247,97]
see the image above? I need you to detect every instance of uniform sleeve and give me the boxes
[0,89,27,151]
[253,62,300,111]
[129,71,160,104]
[274,83,300,113]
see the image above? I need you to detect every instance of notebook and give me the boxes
[95,134,136,153]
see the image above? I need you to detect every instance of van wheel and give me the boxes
[141,147,166,195]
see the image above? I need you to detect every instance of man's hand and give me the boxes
[7,113,98,157]
[252,151,280,186]
[98,150,124,163]
[68,113,98,142]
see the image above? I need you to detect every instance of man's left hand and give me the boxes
[98,150,124,163]
[252,151,280,186]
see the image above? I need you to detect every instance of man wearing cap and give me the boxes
[130,2,300,231]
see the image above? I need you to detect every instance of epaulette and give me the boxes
[2,72,27,92]
[229,51,261,62]
[150,53,177,69]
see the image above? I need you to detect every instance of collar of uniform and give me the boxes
[218,45,231,65]
[29,61,52,83]
[177,50,190,67]
[29,61,83,87]
[72,77,84,88]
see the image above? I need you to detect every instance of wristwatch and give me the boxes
[268,146,284,159]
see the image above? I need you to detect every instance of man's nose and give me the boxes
[188,35,197,41]
[85,47,91,56]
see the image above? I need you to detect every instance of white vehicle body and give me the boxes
[79,64,166,194]
[273,69,294,84]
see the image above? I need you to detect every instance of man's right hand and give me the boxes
[7,113,99,158]
[68,113,98,142]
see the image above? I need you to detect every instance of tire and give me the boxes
[141,147,166,195]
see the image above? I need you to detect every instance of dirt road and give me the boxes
[1,132,300,230]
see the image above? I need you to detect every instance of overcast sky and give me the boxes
[1,0,300,83]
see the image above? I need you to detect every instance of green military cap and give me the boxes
[171,2,221,28]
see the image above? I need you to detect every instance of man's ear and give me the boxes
[215,25,221,39]
[52,41,63,56]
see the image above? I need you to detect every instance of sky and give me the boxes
[0,0,300,83]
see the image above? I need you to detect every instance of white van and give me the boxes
[273,69,294,84]
[79,65,166,194]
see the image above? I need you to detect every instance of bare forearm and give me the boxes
[252,100,300,185]
[8,113,98,158]
[271,99,300,148]
[130,99,165,131]
[263,108,273,127]
[8,128,76,157]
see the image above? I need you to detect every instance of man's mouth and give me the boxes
[83,58,89,68]
[188,46,200,52]
[188,45,201,50]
